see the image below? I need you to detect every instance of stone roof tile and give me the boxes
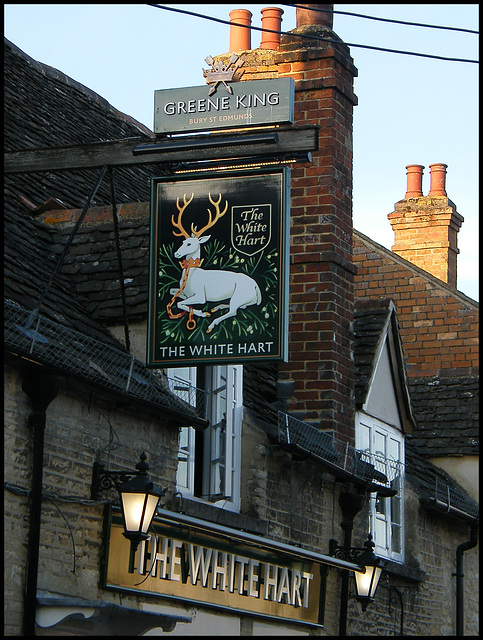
[408,376,479,456]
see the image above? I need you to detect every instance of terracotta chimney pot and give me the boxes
[260,7,284,49]
[405,164,424,198]
[229,9,252,51]
[296,4,333,29]
[428,163,448,197]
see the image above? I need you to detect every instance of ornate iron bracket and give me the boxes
[329,533,377,566]
[90,452,166,501]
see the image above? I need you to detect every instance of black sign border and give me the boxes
[147,166,290,368]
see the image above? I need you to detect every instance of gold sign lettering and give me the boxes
[104,515,323,627]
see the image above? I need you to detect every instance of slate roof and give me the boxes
[408,375,479,457]
[35,203,151,325]
[405,441,478,523]
[4,37,156,217]
[3,39,206,425]
[4,207,120,346]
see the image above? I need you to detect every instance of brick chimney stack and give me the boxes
[278,3,358,441]
[214,6,357,442]
[388,164,464,288]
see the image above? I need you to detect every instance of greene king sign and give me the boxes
[154,78,294,134]
[147,168,290,367]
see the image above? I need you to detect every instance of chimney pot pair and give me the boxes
[229,7,284,52]
[405,163,448,199]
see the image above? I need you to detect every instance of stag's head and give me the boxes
[172,193,228,260]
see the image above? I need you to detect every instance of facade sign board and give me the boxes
[147,168,290,367]
[154,78,294,134]
[103,510,325,627]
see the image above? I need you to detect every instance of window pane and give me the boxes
[359,423,371,453]
[376,495,387,516]
[177,456,189,489]
[391,524,402,554]
[375,517,387,550]
[388,437,400,462]
[374,430,386,457]
[177,426,194,492]
[391,494,402,525]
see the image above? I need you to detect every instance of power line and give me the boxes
[148,5,478,64]
[282,4,479,35]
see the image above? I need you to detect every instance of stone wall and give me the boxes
[4,363,179,636]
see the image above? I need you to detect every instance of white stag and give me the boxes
[168,193,262,333]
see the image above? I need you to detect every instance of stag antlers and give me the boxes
[171,193,228,238]
[171,193,194,239]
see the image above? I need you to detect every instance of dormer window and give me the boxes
[354,299,415,565]
[356,413,405,563]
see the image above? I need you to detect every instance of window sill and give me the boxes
[381,558,426,583]
[175,498,269,537]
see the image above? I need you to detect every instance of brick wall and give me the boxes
[278,33,358,442]
[217,23,358,442]
[354,232,479,377]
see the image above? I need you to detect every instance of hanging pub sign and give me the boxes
[103,508,325,627]
[154,77,294,134]
[147,167,290,367]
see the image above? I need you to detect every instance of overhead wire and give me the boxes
[282,4,479,35]
[148,4,478,64]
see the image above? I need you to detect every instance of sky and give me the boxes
[4,4,479,301]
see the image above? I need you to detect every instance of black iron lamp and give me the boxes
[329,533,383,612]
[352,534,382,611]
[91,452,165,552]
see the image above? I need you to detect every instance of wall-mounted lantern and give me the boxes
[329,533,383,612]
[91,452,165,552]
[351,535,383,611]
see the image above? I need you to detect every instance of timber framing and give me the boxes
[4,125,318,174]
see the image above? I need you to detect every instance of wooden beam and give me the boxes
[4,126,319,174]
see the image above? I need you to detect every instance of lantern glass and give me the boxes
[354,565,382,599]
[121,491,160,535]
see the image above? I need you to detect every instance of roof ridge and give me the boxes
[354,228,479,308]
[4,37,154,139]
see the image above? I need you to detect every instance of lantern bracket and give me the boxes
[90,452,167,501]
[329,537,374,565]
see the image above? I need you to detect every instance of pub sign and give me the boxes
[147,168,290,367]
[103,508,325,627]
[154,78,294,134]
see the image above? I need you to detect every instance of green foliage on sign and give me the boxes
[156,240,279,345]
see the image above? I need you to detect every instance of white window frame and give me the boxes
[168,368,197,497]
[169,365,243,512]
[356,412,405,564]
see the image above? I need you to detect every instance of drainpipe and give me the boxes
[22,371,59,636]
[455,524,478,636]
[338,491,367,636]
